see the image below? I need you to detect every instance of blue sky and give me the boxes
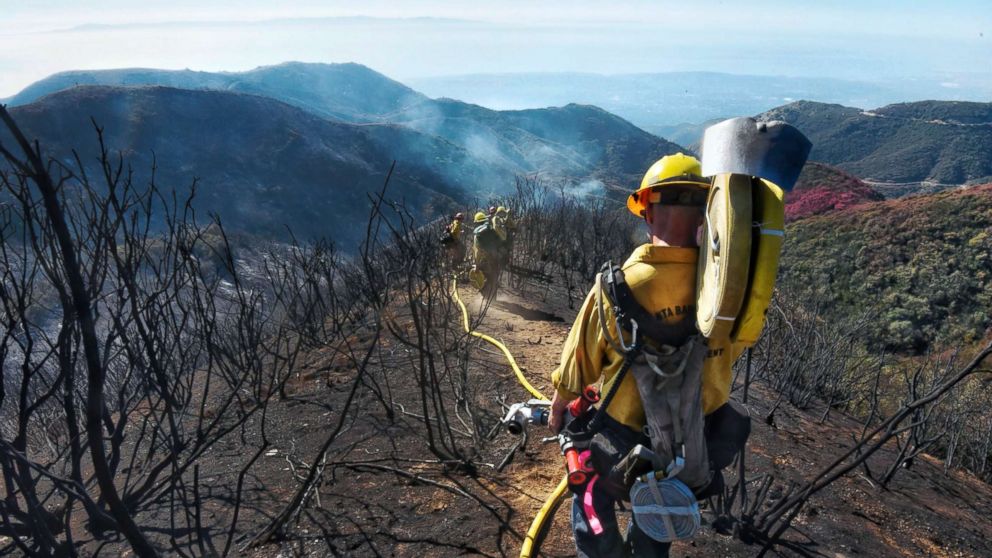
[1,0,990,97]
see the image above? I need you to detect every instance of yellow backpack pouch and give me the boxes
[731,178,785,345]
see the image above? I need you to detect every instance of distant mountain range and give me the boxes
[6,63,427,123]
[407,72,992,132]
[7,63,682,192]
[759,100,992,191]
[12,64,992,195]
[4,86,479,246]
[3,64,683,245]
[6,61,992,249]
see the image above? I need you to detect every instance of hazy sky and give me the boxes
[1,0,990,98]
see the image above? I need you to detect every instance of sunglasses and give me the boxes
[647,188,707,207]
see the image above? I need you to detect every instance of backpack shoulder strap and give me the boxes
[600,262,696,348]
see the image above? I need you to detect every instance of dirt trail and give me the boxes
[457,279,992,558]
[461,286,578,557]
[162,272,992,558]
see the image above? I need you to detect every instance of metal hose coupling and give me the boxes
[502,399,551,435]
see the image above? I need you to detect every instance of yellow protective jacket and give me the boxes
[551,244,745,430]
[447,220,463,241]
[491,215,508,242]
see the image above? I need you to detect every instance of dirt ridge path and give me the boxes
[465,280,992,558]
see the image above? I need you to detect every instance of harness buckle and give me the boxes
[616,316,639,353]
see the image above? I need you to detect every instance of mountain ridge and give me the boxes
[872,100,992,125]
[5,81,680,246]
[758,100,992,189]
[4,85,477,247]
[7,62,429,123]
[9,63,681,193]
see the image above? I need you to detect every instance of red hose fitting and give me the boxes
[566,385,600,418]
[565,447,587,486]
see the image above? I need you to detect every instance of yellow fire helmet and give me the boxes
[496,206,508,214]
[473,211,488,223]
[627,153,711,217]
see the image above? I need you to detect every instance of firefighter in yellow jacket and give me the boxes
[548,153,746,557]
[493,206,515,267]
[441,212,466,267]
[470,211,501,295]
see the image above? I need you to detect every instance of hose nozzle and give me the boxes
[502,399,551,434]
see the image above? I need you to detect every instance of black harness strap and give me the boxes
[585,337,643,434]
[601,262,696,348]
[577,262,699,436]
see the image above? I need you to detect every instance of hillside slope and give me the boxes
[780,183,992,352]
[226,282,992,557]
[5,85,478,246]
[391,98,682,189]
[786,162,885,221]
[10,63,684,193]
[759,101,992,189]
[9,172,988,556]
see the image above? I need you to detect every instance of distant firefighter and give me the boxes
[441,212,466,267]
[470,210,502,296]
[493,206,515,266]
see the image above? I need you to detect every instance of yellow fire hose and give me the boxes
[450,278,569,557]
[520,476,569,557]
[451,279,546,402]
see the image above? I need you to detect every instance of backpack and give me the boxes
[732,177,785,344]
[473,222,502,252]
[582,263,751,543]
[697,173,785,344]
[696,172,752,339]
[594,264,711,490]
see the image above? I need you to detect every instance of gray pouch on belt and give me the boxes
[630,336,711,491]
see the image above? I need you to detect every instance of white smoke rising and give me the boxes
[570,178,605,199]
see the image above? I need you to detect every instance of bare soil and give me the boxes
[61,272,992,557]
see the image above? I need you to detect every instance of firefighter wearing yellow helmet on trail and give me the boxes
[549,153,748,557]
[470,211,502,295]
[492,206,515,266]
[441,212,466,267]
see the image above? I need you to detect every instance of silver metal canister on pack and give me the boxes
[700,117,812,191]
